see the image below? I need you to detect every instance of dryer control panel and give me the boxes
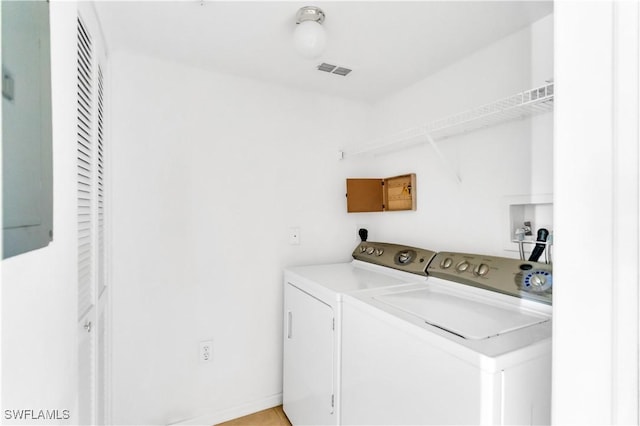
[427,252,552,305]
[353,242,436,277]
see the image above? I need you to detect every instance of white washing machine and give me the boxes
[340,251,553,425]
[282,242,437,426]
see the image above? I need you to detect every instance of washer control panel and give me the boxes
[353,242,436,276]
[427,252,552,304]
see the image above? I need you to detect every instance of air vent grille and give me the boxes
[333,67,352,76]
[317,63,352,77]
[317,63,337,73]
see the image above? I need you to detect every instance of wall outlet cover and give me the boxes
[199,340,213,363]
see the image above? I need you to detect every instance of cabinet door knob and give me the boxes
[84,321,92,333]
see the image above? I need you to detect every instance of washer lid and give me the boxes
[373,287,549,340]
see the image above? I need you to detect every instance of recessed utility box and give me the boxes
[346,173,416,213]
[502,193,553,254]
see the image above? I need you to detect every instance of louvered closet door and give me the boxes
[77,15,93,323]
[77,15,95,426]
[77,10,109,425]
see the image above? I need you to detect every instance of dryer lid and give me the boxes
[373,287,549,340]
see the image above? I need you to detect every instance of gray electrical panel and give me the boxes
[2,0,53,258]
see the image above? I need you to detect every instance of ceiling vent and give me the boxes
[332,67,352,76]
[317,63,337,73]
[317,63,352,77]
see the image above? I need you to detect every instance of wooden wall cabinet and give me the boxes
[346,173,416,213]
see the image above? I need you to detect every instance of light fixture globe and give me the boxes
[293,6,326,59]
[294,21,326,58]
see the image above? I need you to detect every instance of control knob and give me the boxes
[522,270,552,292]
[473,263,490,277]
[455,261,470,273]
[440,257,453,269]
[366,247,375,255]
[396,251,415,264]
[375,248,384,256]
[531,274,546,287]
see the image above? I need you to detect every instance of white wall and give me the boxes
[109,52,369,425]
[109,15,553,426]
[348,15,553,256]
[553,2,640,424]
[0,7,554,425]
[1,1,78,423]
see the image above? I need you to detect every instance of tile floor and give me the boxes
[216,405,291,426]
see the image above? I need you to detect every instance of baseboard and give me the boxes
[169,393,283,425]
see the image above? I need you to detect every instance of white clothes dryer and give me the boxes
[282,242,436,426]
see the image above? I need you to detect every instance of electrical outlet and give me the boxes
[199,340,213,363]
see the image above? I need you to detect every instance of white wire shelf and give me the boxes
[341,82,554,159]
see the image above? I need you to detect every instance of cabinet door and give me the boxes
[346,174,416,213]
[283,283,335,425]
[346,179,384,212]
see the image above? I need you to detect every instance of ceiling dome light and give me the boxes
[293,6,326,59]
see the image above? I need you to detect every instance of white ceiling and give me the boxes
[94,1,553,103]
